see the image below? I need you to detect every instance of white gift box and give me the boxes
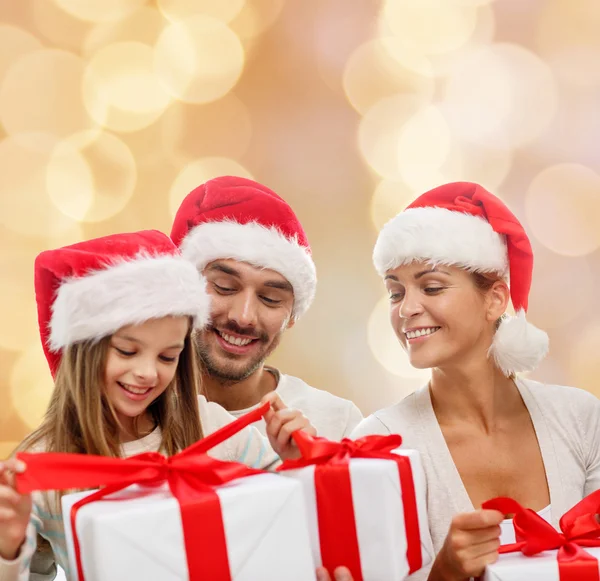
[62,473,317,581]
[281,448,434,581]
[484,546,600,580]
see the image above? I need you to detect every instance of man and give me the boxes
[170,176,362,440]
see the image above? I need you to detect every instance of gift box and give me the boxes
[17,402,317,581]
[61,474,316,581]
[278,432,434,581]
[483,492,600,581]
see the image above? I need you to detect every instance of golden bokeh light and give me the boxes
[229,0,285,42]
[47,131,137,223]
[442,43,558,148]
[157,0,246,23]
[380,0,478,55]
[82,41,172,133]
[31,0,91,51]
[0,134,84,240]
[83,6,165,57]
[160,95,253,165]
[370,179,419,231]
[525,163,600,257]
[52,0,146,24]
[368,295,431,381]
[528,250,593,330]
[168,157,253,218]
[537,0,600,88]
[0,25,42,82]
[358,94,425,180]
[154,15,245,104]
[0,443,19,461]
[10,342,54,430]
[569,324,600,397]
[343,38,435,115]
[0,49,98,139]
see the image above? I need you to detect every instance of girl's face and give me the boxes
[104,316,189,432]
[385,261,506,371]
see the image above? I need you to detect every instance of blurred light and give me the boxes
[368,295,431,380]
[569,324,600,396]
[442,43,558,148]
[343,38,435,115]
[83,6,165,57]
[169,157,253,218]
[537,0,600,88]
[229,0,285,42]
[82,42,172,133]
[0,49,98,139]
[0,25,42,83]
[0,134,84,240]
[154,15,245,104]
[52,0,146,24]
[157,0,246,23]
[0,443,19,460]
[379,0,478,55]
[31,0,91,51]
[358,94,425,180]
[525,163,600,257]
[10,343,54,430]
[370,180,419,231]
[397,105,454,190]
[47,131,137,222]
[161,95,253,165]
[527,250,593,330]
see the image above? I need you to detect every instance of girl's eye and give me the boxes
[116,347,135,356]
[159,355,178,363]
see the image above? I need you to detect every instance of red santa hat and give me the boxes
[35,230,211,377]
[373,182,549,376]
[170,176,316,319]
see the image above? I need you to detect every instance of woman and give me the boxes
[352,182,600,580]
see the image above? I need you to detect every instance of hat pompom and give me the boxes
[488,310,549,376]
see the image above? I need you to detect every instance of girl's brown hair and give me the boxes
[20,325,203,458]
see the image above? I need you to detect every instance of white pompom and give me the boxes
[488,310,549,377]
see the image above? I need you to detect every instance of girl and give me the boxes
[0,230,317,581]
[352,182,600,580]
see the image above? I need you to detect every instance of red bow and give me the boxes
[16,401,271,581]
[279,431,422,580]
[483,491,600,581]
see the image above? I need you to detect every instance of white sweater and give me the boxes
[228,367,363,441]
[350,379,600,581]
[0,396,279,581]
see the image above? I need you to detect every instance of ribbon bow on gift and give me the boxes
[279,431,422,581]
[483,490,600,581]
[16,401,271,581]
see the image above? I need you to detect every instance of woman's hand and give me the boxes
[429,509,503,580]
[316,566,354,581]
[0,458,31,561]
[262,392,316,461]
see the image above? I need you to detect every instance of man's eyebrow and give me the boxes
[264,280,293,292]
[207,263,240,277]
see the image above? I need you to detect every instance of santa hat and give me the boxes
[373,182,549,376]
[35,230,211,377]
[170,176,316,319]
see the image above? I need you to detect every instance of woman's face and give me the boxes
[385,262,505,370]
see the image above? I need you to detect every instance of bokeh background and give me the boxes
[1,0,600,457]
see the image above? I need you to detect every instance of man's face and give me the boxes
[197,259,295,382]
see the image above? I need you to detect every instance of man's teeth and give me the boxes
[120,383,151,395]
[219,332,253,347]
[405,327,440,340]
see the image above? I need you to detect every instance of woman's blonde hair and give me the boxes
[20,324,203,458]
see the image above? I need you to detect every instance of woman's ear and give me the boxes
[487,280,510,322]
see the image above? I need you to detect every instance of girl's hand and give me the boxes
[0,458,32,561]
[429,509,503,580]
[262,392,316,461]
[316,566,354,581]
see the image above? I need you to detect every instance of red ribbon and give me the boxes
[483,491,600,581]
[278,431,422,580]
[16,401,271,581]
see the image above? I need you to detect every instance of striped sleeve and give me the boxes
[0,514,39,581]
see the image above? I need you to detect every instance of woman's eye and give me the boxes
[389,292,403,302]
[424,287,445,294]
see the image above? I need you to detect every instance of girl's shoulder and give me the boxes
[196,395,238,435]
